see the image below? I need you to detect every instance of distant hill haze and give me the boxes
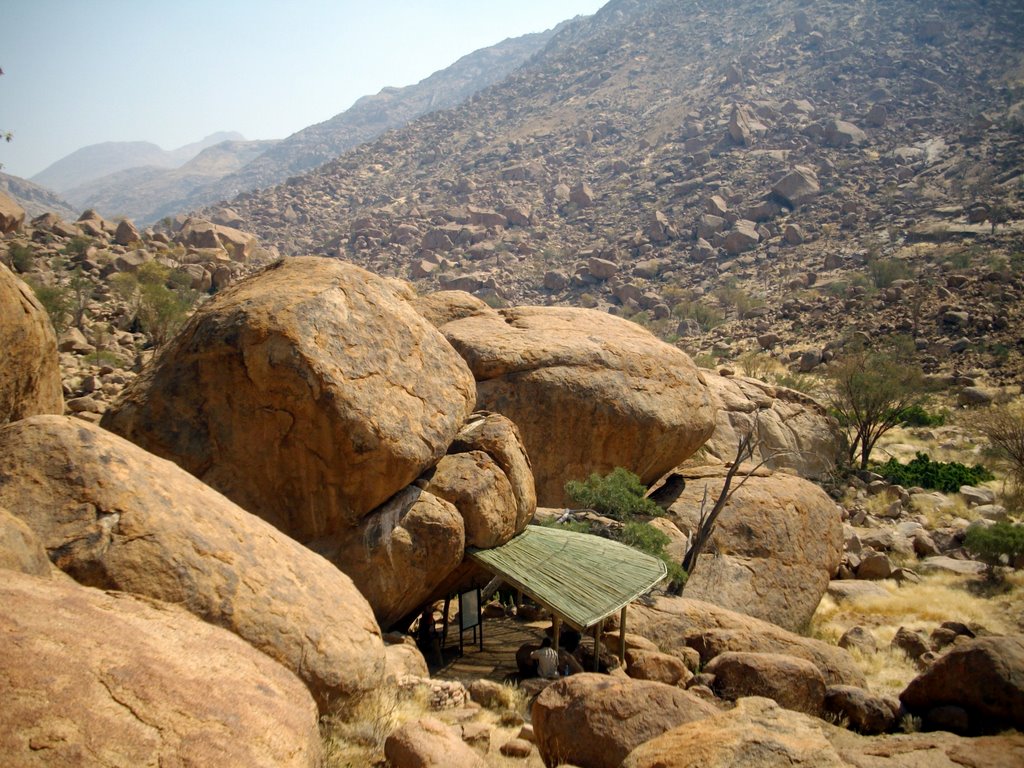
[30,132,244,195]
[22,23,563,225]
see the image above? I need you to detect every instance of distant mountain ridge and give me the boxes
[0,172,77,221]
[25,24,566,225]
[31,132,243,195]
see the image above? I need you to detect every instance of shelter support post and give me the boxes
[619,606,627,665]
[592,625,601,672]
[552,614,561,653]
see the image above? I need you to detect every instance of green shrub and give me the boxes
[28,279,71,333]
[874,452,994,493]
[620,521,687,588]
[868,257,912,289]
[8,243,34,273]
[673,299,724,331]
[564,467,662,521]
[61,236,94,258]
[897,404,946,427]
[964,523,1024,569]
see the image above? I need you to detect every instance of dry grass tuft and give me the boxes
[812,571,1024,693]
[320,686,430,768]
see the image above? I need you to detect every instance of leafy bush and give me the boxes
[61,236,94,259]
[111,261,198,347]
[564,467,662,521]
[673,299,724,330]
[897,404,946,427]
[975,403,1024,498]
[874,452,994,493]
[868,257,912,289]
[28,279,71,333]
[8,243,34,273]
[964,523,1024,569]
[621,521,687,588]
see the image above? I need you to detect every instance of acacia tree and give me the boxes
[826,344,926,470]
[975,402,1024,499]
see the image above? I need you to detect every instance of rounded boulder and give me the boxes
[440,305,716,505]
[101,256,477,541]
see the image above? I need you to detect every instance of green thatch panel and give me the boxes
[468,525,667,630]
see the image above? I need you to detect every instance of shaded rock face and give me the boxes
[531,673,718,768]
[440,305,716,505]
[900,635,1024,734]
[623,596,865,687]
[704,651,827,717]
[309,486,465,629]
[0,263,63,426]
[102,256,477,540]
[0,571,321,768]
[0,415,386,712]
[666,466,843,632]
[701,372,845,480]
[621,697,847,768]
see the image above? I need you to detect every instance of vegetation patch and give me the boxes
[873,452,994,493]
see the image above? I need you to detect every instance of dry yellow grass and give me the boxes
[811,570,1024,693]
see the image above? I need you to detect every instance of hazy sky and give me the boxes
[0,0,607,180]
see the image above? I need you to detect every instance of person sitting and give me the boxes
[530,637,560,679]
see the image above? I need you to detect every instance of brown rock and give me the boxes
[900,635,1024,734]
[666,466,843,632]
[701,373,846,480]
[621,697,847,768]
[384,717,485,768]
[891,626,931,662]
[704,652,826,716]
[623,596,865,687]
[532,673,718,768]
[625,649,694,687]
[0,571,321,768]
[772,167,821,209]
[0,191,26,233]
[0,415,387,712]
[826,728,1024,768]
[412,289,490,327]
[0,506,50,576]
[500,738,533,758]
[102,257,476,541]
[385,640,430,682]
[447,411,536,531]
[0,264,63,425]
[113,218,140,245]
[838,625,878,655]
[423,450,518,549]
[823,685,899,734]
[311,485,464,629]
[440,306,716,505]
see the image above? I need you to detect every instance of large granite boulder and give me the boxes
[622,596,865,687]
[102,256,477,540]
[0,571,321,768]
[532,673,718,768]
[309,486,466,629]
[438,305,716,505]
[704,651,827,717]
[0,263,63,425]
[701,372,845,480]
[0,415,387,712]
[384,717,485,768]
[900,635,1024,734]
[664,465,843,632]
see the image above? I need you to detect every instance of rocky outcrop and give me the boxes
[0,190,26,233]
[900,635,1024,734]
[440,305,716,505]
[665,465,843,632]
[701,372,845,480]
[621,697,845,768]
[310,486,466,629]
[0,571,321,768]
[623,596,865,687]
[0,506,50,577]
[102,257,477,540]
[531,673,718,768]
[703,652,827,717]
[0,263,63,425]
[0,415,387,712]
[384,717,485,768]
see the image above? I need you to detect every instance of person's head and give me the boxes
[541,637,552,648]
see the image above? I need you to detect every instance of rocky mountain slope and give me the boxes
[31,131,243,194]
[215,0,1024,384]
[0,172,77,221]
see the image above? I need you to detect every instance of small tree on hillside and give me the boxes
[826,342,926,470]
[975,402,1024,504]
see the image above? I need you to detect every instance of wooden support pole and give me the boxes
[619,606,627,665]
[552,614,561,653]
[592,624,601,672]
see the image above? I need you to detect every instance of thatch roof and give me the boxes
[468,525,667,631]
